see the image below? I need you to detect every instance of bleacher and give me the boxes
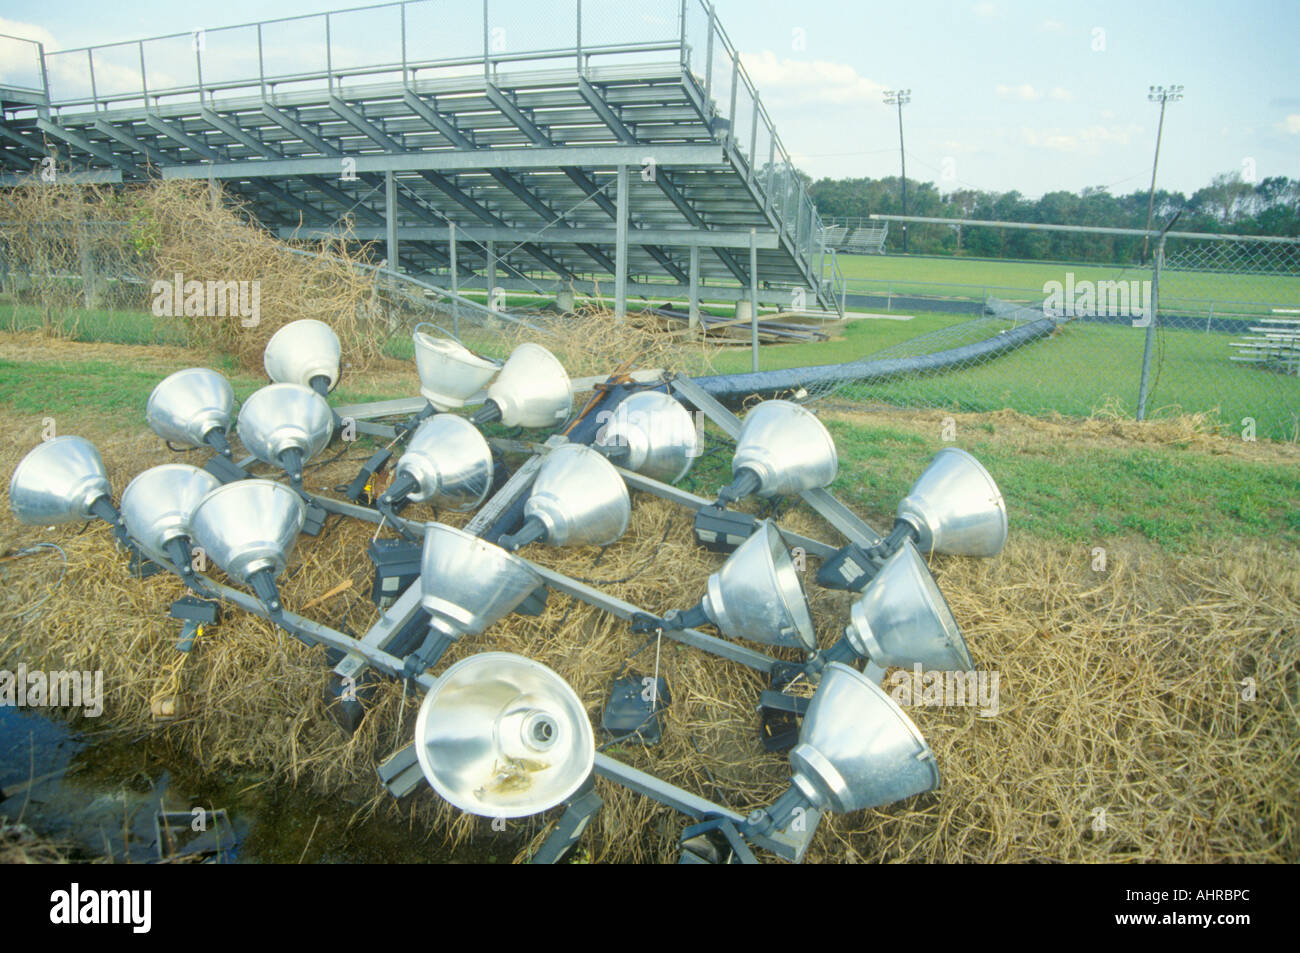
[1230,317,1300,375]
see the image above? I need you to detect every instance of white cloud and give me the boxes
[1048,87,1072,102]
[0,17,58,48]
[0,18,58,87]
[972,2,1003,17]
[1279,114,1300,135]
[740,50,884,107]
[996,83,1042,102]
[1020,124,1140,154]
[1040,19,1068,33]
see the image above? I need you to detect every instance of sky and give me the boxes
[1,0,1297,199]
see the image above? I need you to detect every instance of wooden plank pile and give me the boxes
[645,306,839,345]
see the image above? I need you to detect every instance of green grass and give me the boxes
[682,415,1300,552]
[1,303,191,346]
[833,253,1300,314]
[710,311,1300,441]
[0,357,403,424]
[2,346,1296,552]
[821,420,1300,552]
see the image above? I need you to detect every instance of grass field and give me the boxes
[832,252,1300,314]
[709,311,1300,441]
[7,296,1298,440]
[2,331,1298,553]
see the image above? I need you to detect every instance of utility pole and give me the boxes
[1142,84,1182,264]
[883,89,911,253]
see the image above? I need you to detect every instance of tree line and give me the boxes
[808,172,1300,263]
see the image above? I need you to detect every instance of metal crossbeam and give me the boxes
[159,144,725,180]
[280,224,780,249]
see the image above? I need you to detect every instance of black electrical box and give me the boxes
[692,505,758,553]
[758,662,809,753]
[602,674,671,746]
[368,537,422,608]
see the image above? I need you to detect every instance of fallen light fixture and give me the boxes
[806,538,973,678]
[121,464,221,582]
[236,383,335,489]
[661,520,817,652]
[263,319,341,397]
[145,368,236,457]
[378,414,494,515]
[744,662,939,836]
[414,651,594,818]
[469,342,573,429]
[395,326,503,437]
[817,447,1008,592]
[591,390,700,484]
[715,399,838,505]
[497,444,630,551]
[413,324,501,410]
[9,436,118,529]
[187,479,305,619]
[410,523,543,674]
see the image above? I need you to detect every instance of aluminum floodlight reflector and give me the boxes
[145,367,235,454]
[121,463,221,573]
[593,390,700,484]
[412,325,501,409]
[472,342,573,429]
[718,400,838,504]
[414,652,595,818]
[263,319,341,394]
[499,444,630,551]
[8,436,114,526]
[896,447,1007,557]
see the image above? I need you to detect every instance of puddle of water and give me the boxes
[1,707,516,863]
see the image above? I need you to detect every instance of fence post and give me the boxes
[1136,235,1164,421]
[77,222,97,310]
[449,221,459,337]
[614,165,629,322]
[749,227,759,372]
[703,3,714,105]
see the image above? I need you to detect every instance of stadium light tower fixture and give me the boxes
[1141,84,1183,264]
[883,89,912,253]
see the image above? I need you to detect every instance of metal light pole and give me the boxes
[1141,84,1182,264]
[883,89,911,253]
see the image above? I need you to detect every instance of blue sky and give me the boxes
[1,0,1296,198]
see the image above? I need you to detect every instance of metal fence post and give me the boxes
[703,2,714,104]
[688,245,700,329]
[614,164,629,322]
[449,221,459,337]
[1136,235,1164,421]
[576,0,583,75]
[750,227,759,372]
[384,170,399,302]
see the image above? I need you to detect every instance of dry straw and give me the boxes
[2,418,1296,863]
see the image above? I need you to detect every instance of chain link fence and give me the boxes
[797,226,1300,442]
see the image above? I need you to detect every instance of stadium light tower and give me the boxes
[883,89,911,253]
[1141,84,1183,264]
